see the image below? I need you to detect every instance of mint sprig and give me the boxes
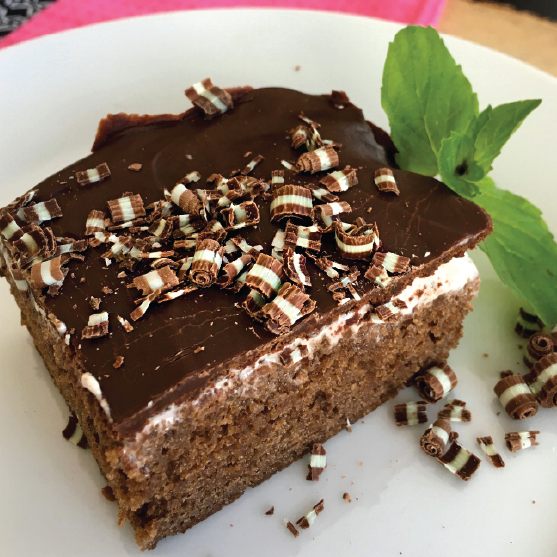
[381,25,557,327]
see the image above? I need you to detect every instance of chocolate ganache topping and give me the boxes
[13,86,490,430]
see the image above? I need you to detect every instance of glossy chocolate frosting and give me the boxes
[25,87,491,431]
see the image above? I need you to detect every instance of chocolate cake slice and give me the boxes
[0,83,491,550]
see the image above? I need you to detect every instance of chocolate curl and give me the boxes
[76,163,111,185]
[13,223,53,262]
[197,219,227,243]
[393,400,428,426]
[364,264,391,288]
[221,200,260,230]
[157,285,198,303]
[437,442,480,481]
[117,315,134,332]
[372,251,410,274]
[280,160,298,173]
[311,256,348,279]
[284,520,299,538]
[284,221,322,252]
[505,431,540,453]
[55,238,88,257]
[524,353,557,408]
[420,419,452,457]
[62,415,88,449]
[170,184,202,214]
[185,78,233,118]
[0,212,23,241]
[85,210,107,235]
[241,154,264,175]
[306,183,339,203]
[242,289,266,318]
[494,373,539,420]
[312,201,351,232]
[102,235,134,259]
[334,221,379,260]
[298,113,323,151]
[283,247,311,288]
[189,238,224,287]
[375,300,406,321]
[107,194,146,223]
[231,236,263,259]
[270,170,285,191]
[245,253,284,298]
[290,125,311,149]
[133,266,179,296]
[173,217,205,239]
[279,343,309,367]
[261,282,316,334]
[296,146,339,174]
[413,362,458,403]
[319,166,358,193]
[306,443,326,481]
[130,288,162,321]
[148,218,173,239]
[327,267,361,301]
[81,312,109,339]
[177,170,202,187]
[374,168,400,195]
[437,400,472,422]
[270,185,313,222]
[23,199,63,223]
[29,256,67,290]
[515,306,544,338]
[523,333,555,368]
[296,499,325,530]
[216,254,253,288]
[3,188,37,215]
[477,436,505,468]
[10,264,29,294]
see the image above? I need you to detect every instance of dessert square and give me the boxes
[0,84,491,549]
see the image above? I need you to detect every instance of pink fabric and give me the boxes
[0,0,446,50]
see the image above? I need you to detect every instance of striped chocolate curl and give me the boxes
[284,221,322,252]
[319,166,358,192]
[270,185,313,222]
[494,374,539,419]
[189,238,224,287]
[437,442,480,481]
[282,247,311,288]
[524,353,557,408]
[245,253,284,298]
[260,282,316,334]
[185,78,233,118]
[420,418,452,457]
[334,221,379,260]
[413,362,458,403]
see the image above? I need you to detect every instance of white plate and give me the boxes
[1,10,556,557]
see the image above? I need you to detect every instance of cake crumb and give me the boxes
[359,462,363,467]
[128,163,142,171]
[265,506,275,515]
[101,486,116,502]
[113,356,124,369]
[343,492,352,503]
[194,346,205,354]
[295,65,301,71]
[482,353,489,357]
[532,500,536,504]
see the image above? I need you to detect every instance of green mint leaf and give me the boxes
[438,132,484,198]
[466,105,492,143]
[381,25,478,176]
[473,178,557,327]
[474,99,541,172]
